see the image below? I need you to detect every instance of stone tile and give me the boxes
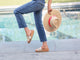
[0,39,80,54]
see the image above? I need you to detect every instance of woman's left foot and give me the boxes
[27,30,34,43]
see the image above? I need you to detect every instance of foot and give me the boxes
[27,30,34,43]
[35,45,49,52]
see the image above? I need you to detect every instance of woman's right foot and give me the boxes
[35,45,49,52]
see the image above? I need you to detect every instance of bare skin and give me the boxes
[24,0,52,51]
[48,0,52,15]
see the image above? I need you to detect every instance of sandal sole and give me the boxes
[35,48,49,52]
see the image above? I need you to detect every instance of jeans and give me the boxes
[14,0,47,42]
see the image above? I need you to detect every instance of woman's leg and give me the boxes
[14,1,44,36]
[34,10,48,50]
[14,0,48,51]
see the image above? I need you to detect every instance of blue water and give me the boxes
[0,12,80,42]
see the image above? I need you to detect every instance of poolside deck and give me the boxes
[0,39,80,60]
[0,2,80,60]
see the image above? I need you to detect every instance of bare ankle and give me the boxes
[24,27,31,36]
[42,42,48,48]
[43,41,47,45]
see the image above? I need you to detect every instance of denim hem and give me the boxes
[19,26,27,28]
[40,40,47,42]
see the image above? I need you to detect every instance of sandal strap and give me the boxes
[27,36,31,41]
[36,47,42,51]
[27,36,31,39]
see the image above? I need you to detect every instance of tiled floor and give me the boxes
[0,39,80,60]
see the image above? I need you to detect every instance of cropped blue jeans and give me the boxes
[14,0,47,42]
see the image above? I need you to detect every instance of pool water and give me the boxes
[0,11,80,42]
